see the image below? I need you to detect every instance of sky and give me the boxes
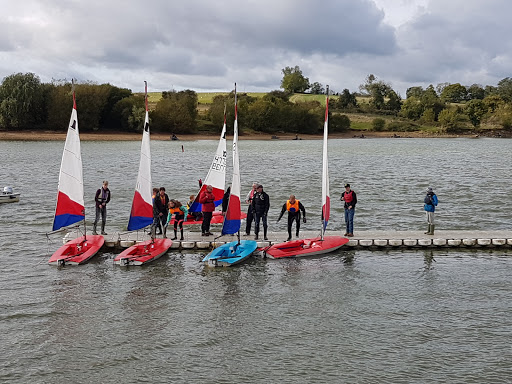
[1,0,511,96]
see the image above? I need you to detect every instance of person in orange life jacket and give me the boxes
[154,187,169,237]
[151,187,163,235]
[245,182,258,235]
[424,187,438,235]
[252,184,270,240]
[93,180,111,235]
[341,183,357,237]
[166,199,188,240]
[199,185,215,236]
[222,186,231,215]
[277,194,306,241]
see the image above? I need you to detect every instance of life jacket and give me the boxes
[343,191,354,203]
[287,200,300,213]
[169,207,182,215]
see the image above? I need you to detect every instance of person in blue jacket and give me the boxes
[424,187,438,235]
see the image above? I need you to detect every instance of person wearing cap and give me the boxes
[93,180,111,235]
[341,183,357,237]
[251,184,270,240]
[277,194,306,241]
[244,182,259,236]
[424,187,438,235]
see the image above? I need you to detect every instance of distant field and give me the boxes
[143,91,350,106]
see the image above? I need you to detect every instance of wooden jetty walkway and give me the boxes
[64,230,512,251]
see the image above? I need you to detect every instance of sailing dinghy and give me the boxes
[203,84,257,267]
[261,86,348,259]
[184,107,247,226]
[48,81,104,266]
[114,82,172,266]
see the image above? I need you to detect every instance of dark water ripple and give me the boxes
[0,139,511,383]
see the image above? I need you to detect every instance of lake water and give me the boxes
[1,138,511,383]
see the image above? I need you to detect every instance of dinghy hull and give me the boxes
[49,235,105,265]
[203,240,258,267]
[261,236,349,259]
[114,238,173,266]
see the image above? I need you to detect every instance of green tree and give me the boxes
[464,99,487,127]
[359,74,393,110]
[329,114,351,132]
[385,90,402,114]
[280,66,310,93]
[493,103,512,130]
[310,82,324,95]
[400,96,423,120]
[421,85,445,119]
[406,86,424,99]
[372,118,386,131]
[420,108,435,123]
[466,84,485,100]
[74,83,111,131]
[440,83,468,103]
[151,91,198,134]
[0,72,47,129]
[497,77,512,102]
[438,107,469,132]
[483,95,504,113]
[337,89,358,109]
[110,95,145,132]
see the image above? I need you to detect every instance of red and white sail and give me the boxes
[189,111,227,212]
[222,84,241,235]
[53,84,84,231]
[127,81,153,231]
[321,86,330,238]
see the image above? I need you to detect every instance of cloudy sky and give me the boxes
[1,0,510,96]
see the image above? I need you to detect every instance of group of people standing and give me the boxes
[92,179,438,240]
[152,187,188,240]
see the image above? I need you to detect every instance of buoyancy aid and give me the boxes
[169,207,182,215]
[343,191,354,203]
[286,200,300,212]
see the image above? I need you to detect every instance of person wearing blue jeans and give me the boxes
[341,183,357,237]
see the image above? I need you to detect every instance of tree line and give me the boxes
[2,70,512,135]
[281,67,512,132]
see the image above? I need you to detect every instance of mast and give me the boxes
[321,85,330,240]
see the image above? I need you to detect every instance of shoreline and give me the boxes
[0,130,476,141]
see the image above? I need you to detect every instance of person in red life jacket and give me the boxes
[252,184,270,240]
[166,199,188,240]
[200,185,216,236]
[277,194,306,241]
[93,180,111,235]
[341,183,357,237]
[244,182,259,236]
[154,187,169,237]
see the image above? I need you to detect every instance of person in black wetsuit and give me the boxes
[277,195,306,241]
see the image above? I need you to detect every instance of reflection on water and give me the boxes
[0,138,511,383]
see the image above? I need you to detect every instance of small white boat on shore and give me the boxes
[0,186,20,203]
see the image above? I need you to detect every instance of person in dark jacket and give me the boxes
[244,182,258,235]
[154,187,169,237]
[252,184,270,240]
[200,185,216,236]
[341,183,357,237]
[277,194,306,241]
[93,180,111,235]
[222,186,231,215]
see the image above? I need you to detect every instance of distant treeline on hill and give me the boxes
[1,72,512,135]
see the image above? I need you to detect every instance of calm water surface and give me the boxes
[1,138,511,383]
